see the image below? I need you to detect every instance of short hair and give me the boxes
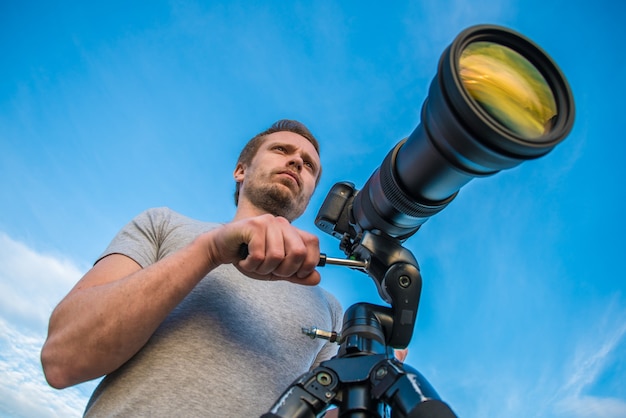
[234,119,321,205]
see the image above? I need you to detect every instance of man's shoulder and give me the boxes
[137,207,221,228]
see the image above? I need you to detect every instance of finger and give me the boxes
[282,269,321,286]
[394,348,409,362]
[268,225,310,278]
[234,266,321,286]
[252,219,290,275]
[295,231,320,279]
[236,221,267,272]
[234,216,321,285]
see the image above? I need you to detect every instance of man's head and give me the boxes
[233,119,322,221]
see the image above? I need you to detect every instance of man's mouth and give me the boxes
[276,170,301,188]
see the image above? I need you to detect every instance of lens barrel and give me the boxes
[352,24,575,239]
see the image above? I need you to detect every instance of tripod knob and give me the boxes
[302,326,341,343]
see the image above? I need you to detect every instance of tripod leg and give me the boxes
[371,361,457,418]
[262,367,339,418]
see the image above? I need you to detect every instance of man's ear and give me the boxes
[233,163,245,183]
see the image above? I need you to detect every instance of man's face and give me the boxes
[235,131,321,221]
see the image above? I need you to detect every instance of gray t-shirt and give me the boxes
[84,208,343,417]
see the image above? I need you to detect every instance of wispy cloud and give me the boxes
[0,318,95,418]
[555,395,626,418]
[550,301,626,418]
[0,233,83,329]
[0,233,97,417]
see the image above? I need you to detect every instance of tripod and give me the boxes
[262,231,457,418]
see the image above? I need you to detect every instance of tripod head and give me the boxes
[316,182,422,348]
[341,230,422,349]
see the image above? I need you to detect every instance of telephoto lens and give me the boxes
[351,24,575,240]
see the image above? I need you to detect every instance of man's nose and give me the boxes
[288,157,303,171]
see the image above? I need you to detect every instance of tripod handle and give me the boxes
[239,244,367,270]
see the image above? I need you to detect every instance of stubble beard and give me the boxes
[244,180,308,221]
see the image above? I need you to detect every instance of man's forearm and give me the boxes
[41,234,215,388]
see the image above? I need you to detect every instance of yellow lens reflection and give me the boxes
[459,41,557,140]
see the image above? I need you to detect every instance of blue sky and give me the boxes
[1,1,624,417]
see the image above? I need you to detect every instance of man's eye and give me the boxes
[274,146,286,152]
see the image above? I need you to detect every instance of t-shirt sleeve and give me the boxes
[96,207,177,268]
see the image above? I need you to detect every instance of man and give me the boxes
[41,120,343,416]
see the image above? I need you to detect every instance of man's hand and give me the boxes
[204,214,321,285]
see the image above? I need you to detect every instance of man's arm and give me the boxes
[41,214,320,389]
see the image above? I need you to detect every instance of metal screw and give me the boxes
[375,367,388,379]
[317,372,332,386]
[399,275,411,288]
